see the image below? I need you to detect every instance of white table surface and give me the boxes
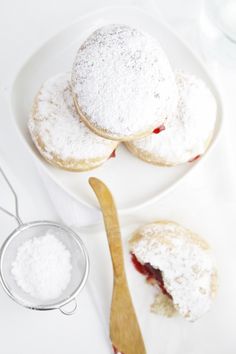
[1,0,236,353]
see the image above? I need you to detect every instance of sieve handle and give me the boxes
[0,167,23,225]
[59,298,78,315]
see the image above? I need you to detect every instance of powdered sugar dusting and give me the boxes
[28,73,116,162]
[71,24,177,138]
[130,71,217,164]
[130,222,217,322]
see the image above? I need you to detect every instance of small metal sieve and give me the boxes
[0,167,89,315]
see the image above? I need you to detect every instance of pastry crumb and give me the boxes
[151,292,177,317]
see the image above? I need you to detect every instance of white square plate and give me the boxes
[10,6,223,214]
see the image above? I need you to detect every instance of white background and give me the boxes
[1,0,236,353]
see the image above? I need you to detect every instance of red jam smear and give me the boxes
[131,253,172,299]
[153,124,165,134]
[189,155,201,163]
[113,345,124,354]
[109,149,116,159]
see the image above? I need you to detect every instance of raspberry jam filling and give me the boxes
[109,149,116,158]
[189,155,201,162]
[131,253,172,299]
[153,124,165,134]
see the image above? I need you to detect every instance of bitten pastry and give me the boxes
[28,73,118,171]
[71,24,178,141]
[125,71,217,165]
[129,221,217,322]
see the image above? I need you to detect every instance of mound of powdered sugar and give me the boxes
[11,233,72,300]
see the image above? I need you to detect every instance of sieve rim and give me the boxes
[0,220,90,311]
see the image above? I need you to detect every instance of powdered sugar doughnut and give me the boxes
[126,71,217,165]
[130,221,217,322]
[71,24,178,141]
[28,73,118,171]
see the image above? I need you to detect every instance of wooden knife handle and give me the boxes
[89,177,147,354]
[89,177,125,279]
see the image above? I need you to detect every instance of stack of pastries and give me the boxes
[28,24,217,171]
[28,24,219,321]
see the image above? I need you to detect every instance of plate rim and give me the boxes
[8,5,224,215]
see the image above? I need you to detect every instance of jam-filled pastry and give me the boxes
[125,71,217,165]
[129,221,217,322]
[71,24,178,141]
[28,73,118,171]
